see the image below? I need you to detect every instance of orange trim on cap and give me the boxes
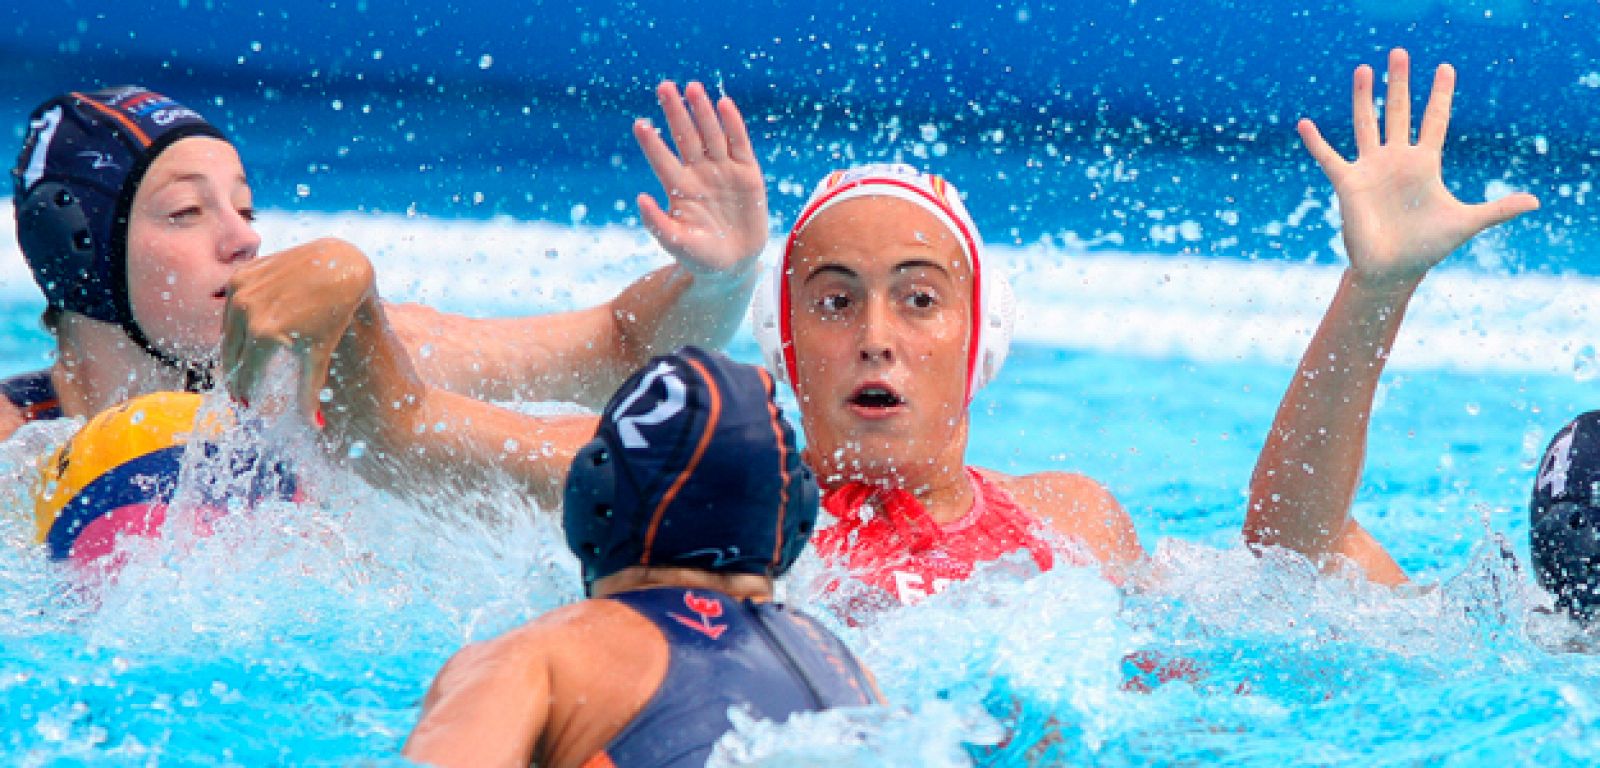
[756,368,791,570]
[72,92,151,147]
[20,399,60,423]
[639,357,722,565]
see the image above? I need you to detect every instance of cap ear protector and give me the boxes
[749,164,1015,403]
[14,180,102,306]
[1529,412,1600,622]
[563,437,620,591]
[1532,500,1600,620]
[562,347,821,595]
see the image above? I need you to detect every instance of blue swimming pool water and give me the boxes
[4,1,1600,764]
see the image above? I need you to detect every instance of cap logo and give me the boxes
[21,107,63,190]
[611,361,687,450]
[1539,426,1577,499]
[76,151,118,170]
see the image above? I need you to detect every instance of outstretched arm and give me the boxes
[1245,48,1539,585]
[390,80,766,407]
[222,239,595,511]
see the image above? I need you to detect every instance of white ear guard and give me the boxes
[751,164,1015,402]
[749,258,788,384]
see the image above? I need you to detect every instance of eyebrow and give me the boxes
[803,264,857,284]
[150,172,250,192]
[802,259,951,284]
[892,258,950,277]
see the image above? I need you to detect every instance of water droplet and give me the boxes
[1576,345,1599,381]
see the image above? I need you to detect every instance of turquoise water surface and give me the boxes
[5,1,1600,764]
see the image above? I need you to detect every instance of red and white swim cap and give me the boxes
[750,163,1015,402]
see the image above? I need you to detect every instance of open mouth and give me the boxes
[848,383,905,410]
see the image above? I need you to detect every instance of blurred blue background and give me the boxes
[2,0,1595,268]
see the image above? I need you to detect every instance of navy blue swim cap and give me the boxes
[11,86,227,356]
[1530,411,1600,619]
[564,346,819,593]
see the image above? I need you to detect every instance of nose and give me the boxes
[857,294,894,364]
[218,208,261,264]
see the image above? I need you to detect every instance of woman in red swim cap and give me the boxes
[751,48,1539,607]
[748,163,1137,606]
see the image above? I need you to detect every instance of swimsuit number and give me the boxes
[612,361,687,449]
[893,571,954,604]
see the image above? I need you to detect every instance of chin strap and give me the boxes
[120,318,213,393]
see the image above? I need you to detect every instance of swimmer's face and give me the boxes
[125,137,260,360]
[787,196,972,487]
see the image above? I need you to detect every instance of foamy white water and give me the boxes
[0,208,1593,375]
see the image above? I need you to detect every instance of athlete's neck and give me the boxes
[810,420,976,526]
[53,313,188,417]
[592,567,775,602]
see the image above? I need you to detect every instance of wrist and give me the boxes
[1343,266,1423,302]
[679,251,762,293]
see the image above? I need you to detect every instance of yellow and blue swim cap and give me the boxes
[32,392,296,567]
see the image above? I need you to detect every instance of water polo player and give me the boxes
[751,48,1539,606]
[5,81,767,438]
[1244,48,1538,586]
[404,347,882,767]
[748,162,1141,605]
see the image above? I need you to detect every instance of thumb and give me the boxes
[638,193,682,249]
[1471,191,1540,231]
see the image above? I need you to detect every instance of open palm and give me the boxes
[1299,48,1538,285]
[633,81,768,275]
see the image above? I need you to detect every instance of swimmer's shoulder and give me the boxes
[415,599,670,767]
[453,598,665,676]
[977,467,1143,567]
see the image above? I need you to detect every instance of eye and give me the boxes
[904,289,938,310]
[237,207,256,223]
[818,293,852,312]
[166,206,202,224]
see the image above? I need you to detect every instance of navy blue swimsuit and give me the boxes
[0,368,62,423]
[595,587,879,768]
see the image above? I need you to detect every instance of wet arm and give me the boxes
[403,642,550,768]
[1246,272,1416,586]
[385,80,767,408]
[385,260,756,407]
[223,239,595,511]
[321,295,597,510]
[1244,49,1536,585]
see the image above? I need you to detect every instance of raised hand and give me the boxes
[633,81,768,275]
[1297,48,1539,286]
